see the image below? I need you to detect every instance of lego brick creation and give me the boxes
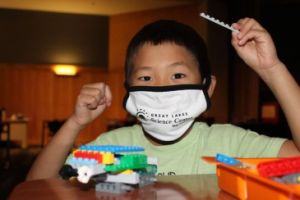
[204,154,300,200]
[60,145,157,193]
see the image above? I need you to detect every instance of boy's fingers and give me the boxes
[82,82,105,93]
[237,29,266,46]
[236,18,265,40]
[80,88,102,103]
[231,23,240,30]
[81,82,107,105]
[104,85,112,106]
[237,17,249,24]
[78,82,111,110]
[231,35,240,51]
[77,94,99,109]
[249,18,264,30]
[236,17,250,29]
[237,18,253,39]
[83,82,106,90]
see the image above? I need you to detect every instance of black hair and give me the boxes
[124,19,211,89]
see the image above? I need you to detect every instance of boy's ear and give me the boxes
[207,75,217,98]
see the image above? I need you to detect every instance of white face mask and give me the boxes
[124,84,210,141]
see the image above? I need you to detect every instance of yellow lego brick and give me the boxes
[72,149,78,156]
[102,152,114,164]
[120,169,134,174]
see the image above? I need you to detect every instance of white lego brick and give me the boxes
[77,164,105,183]
[200,12,239,33]
[106,172,140,184]
[147,157,158,165]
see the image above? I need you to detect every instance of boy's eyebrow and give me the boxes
[167,61,194,69]
[131,66,152,74]
[132,61,192,74]
[167,61,187,67]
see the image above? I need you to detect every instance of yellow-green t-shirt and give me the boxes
[68,122,286,176]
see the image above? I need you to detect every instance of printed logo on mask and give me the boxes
[137,108,193,127]
[136,108,149,121]
[137,110,172,125]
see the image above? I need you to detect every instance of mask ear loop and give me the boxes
[123,81,130,110]
[201,76,212,110]
[202,76,211,90]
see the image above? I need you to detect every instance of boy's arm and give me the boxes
[231,18,300,157]
[26,83,112,180]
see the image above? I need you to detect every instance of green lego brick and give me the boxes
[105,154,147,172]
[146,164,157,174]
[137,164,157,175]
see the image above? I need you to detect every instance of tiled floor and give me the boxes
[0,146,41,200]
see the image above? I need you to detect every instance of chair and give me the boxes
[0,121,11,168]
[41,119,65,147]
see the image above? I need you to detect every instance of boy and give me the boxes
[27,18,300,180]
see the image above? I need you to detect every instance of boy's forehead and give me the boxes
[131,43,200,71]
[133,42,196,63]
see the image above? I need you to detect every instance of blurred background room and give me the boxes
[0,0,299,199]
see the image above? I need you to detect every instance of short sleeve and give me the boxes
[203,124,286,158]
[232,129,286,157]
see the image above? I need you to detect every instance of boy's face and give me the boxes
[129,42,201,86]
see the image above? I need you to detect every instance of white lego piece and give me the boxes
[138,174,157,187]
[106,172,140,184]
[200,12,239,33]
[95,182,134,194]
[77,166,93,183]
[77,164,105,183]
[147,157,158,165]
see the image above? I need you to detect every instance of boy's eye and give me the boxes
[172,73,186,80]
[138,76,152,81]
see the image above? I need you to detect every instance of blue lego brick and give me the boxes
[69,157,98,166]
[79,145,144,153]
[216,153,241,166]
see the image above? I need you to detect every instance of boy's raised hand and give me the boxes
[27,83,112,180]
[231,18,282,76]
[232,18,300,156]
[71,82,112,127]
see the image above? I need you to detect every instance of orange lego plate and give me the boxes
[202,156,300,200]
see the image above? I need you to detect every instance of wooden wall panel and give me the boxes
[0,64,120,146]
[104,72,127,120]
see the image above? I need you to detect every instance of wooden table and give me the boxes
[9,175,236,200]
